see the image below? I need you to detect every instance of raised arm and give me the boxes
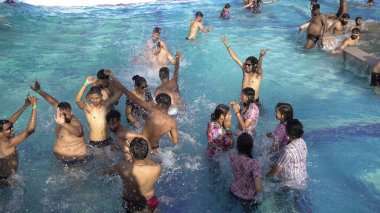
[75,76,96,110]
[221,36,244,69]
[30,80,59,108]
[257,49,269,75]
[8,96,31,124]
[106,71,155,113]
[171,51,182,83]
[8,96,37,147]
[54,112,84,137]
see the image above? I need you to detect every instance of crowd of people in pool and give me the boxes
[1,0,379,212]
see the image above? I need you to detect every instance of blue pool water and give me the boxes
[0,0,379,212]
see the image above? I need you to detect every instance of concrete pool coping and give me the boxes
[343,47,380,80]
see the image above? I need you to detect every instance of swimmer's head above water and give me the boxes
[275,103,293,123]
[57,102,73,123]
[152,27,161,43]
[106,110,121,132]
[210,104,230,123]
[88,86,103,106]
[195,12,203,22]
[340,13,350,26]
[240,87,256,107]
[159,67,170,80]
[355,17,362,26]
[97,69,111,89]
[237,133,253,158]
[0,120,14,138]
[155,93,171,110]
[244,56,259,73]
[367,0,374,6]
[130,137,149,160]
[351,28,360,39]
[132,75,148,93]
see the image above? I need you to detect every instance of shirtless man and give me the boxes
[332,28,360,54]
[304,4,327,49]
[31,80,88,162]
[346,17,363,33]
[186,12,211,40]
[154,51,185,108]
[148,42,177,69]
[106,110,147,159]
[326,0,348,20]
[0,96,37,185]
[104,137,162,212]
[299,0,318,32]
[108,71,178,154]
[328,13,350,35]
[222,36,268,103]
[146,27,168,52]
[75,73,122,147]
[89,69,122,106]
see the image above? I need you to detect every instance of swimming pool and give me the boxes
[0,0,379,212]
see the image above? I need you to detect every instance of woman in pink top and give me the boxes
[207,104,234,157]
[230,87,259,137]
[230,133,263,201]
[266,103,293,151]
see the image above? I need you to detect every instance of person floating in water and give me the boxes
[230,87,259,138]
[222,36,268,103]
[266,119,308,189]
[75,72,122,148]
[146,27,169,52]
[371,60,380,94]
[326,0,348,21]
[31,80,88,163]
[125,75,153,128]
[230,133,263,205]
[304,4,327,49]
[110,72,179,155]
[327,13,350,35]
[331,28,360,54]
[104,137,162,212]
[207,104,234,157]
[0,96,37,185]
[220,3,231,19]
[186,12,212,40]
[266,103,293,151]
[155,51,185,111]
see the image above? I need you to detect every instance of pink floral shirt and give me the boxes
[207,121,233,157]
[230,152,261,200]
[236,103,259,137]
[273,122,288,150]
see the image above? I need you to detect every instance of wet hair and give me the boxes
[0,120,10,131]
[195,12,203,17]
[312,4,320,10]
[342,13,350,19]
[88,86,102,95]
[286,119,304,139]
[97,69,110,80]
[106,110,121,123]
[275,103,293,123]
[155,93,171,109]
[211,104,229,121]
[224,3,230,8]
[241,87,256,108]
[130,137,149,160]
[246,56,259,65]
[132,75,147,87]
[57,102,72,111]
[355,17,362,22]
[368,0,373,3]
[153,27,161,34]
[159,67,170,79]
[352,28,361,34]
[237,133,253,158]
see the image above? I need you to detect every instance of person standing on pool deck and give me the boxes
[30,80,88,163]
[154,51,185,109]
[108,71,179,155]
[0,96,37,185]
[75,72,121,148]
[186,12,212,40]
[104,137,162,212]
[266,119,308,189]
[304,4,327,49]
[222,36,268,103]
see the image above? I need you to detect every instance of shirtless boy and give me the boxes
[0,96,37,185]
[109,72,178,155]
[104,137,162,212]
[76,73,122,147]
[31,80,88,162]
[186,12,211,40]
[222,36,268,103]
[304,4,327,49]
[155,51,185,108]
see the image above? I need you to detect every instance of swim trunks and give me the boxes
[89,137,113,148]
[370,73,380,86]
[60,156,89,166]
[123,195,158,212]
[307,34,320,43]
[146,196,159,210]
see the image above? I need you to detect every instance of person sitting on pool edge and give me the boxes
[31,80,88,163]
[222,36,268,103]
[104,137,162,212]
[332,28,360,54]
[186,12,212,40]
[0,96,37,185]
